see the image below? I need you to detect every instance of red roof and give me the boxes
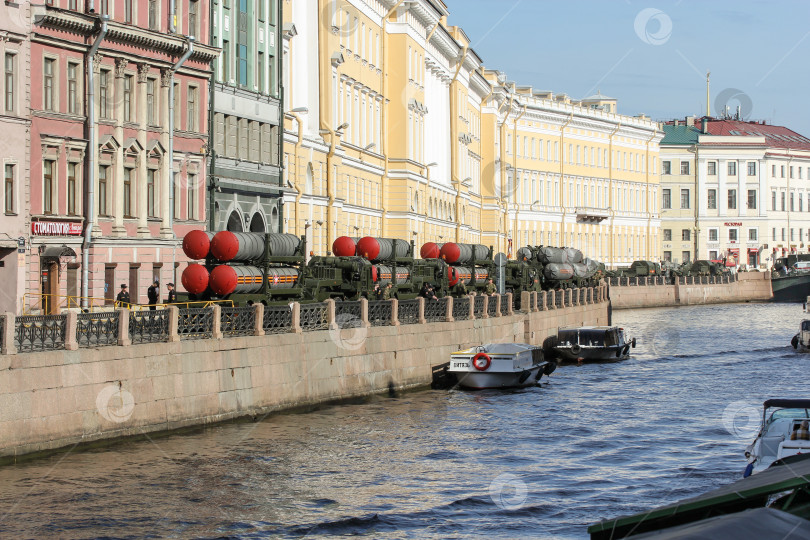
[702,118,810,151]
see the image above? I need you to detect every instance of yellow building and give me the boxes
[282,0,662,267]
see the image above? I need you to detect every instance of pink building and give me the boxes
[30,0,218,311]
[0,1,31,315]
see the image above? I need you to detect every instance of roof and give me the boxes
[482,343,537,354]
[630,508,810,540]
[661,124,701,145]
[705,118,810,150]
[588,453,810,539]
[763,399,810,409]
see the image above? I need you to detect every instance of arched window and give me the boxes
[227,210,243,232]
[249,213,265,232]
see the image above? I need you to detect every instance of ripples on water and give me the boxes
[0,303,806,539]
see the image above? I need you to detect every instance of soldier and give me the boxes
[457,280,468,295]
[147,281,159,310]
[373,283,383,300]
[115,284,130,307]
[485,278,497,296]
[165,283,177,304]
[382,283,393,300]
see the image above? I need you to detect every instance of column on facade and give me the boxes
[90,53,102,235]
[160,69,172,237]
[112,58,127,235]
[136,63,150,236]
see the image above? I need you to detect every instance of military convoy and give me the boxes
[178,230,605,305]
[606,259,731,282]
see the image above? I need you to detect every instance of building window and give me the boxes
[680,161,690,175]
[708,161,717,175]
[147,169,156,217]
[99,70,110,119]
[67,62,79,114]
[682,229,691,241]
[149,0,158,30]
[729,229,738,242]
[123,74,132,122]
[782,228,786,241]
[67,162,77,215]
[749,228,758,241]
[43,58,55,111]
[728,161,737,175]
[772,164,776,176]
[146,79,155,125]
[707,189,717,209]
[100,0,109,15]
[222,40,230,81]
[772,191,777,211]
[663,229,672,241]
[187,86,197,131]
[5,53,16,113]
[680,188,690,209]
[98,165,108,216]
[748,162,756,176]
[791,192,795,212]
[790,166,795,179]
[709,250,718,260]
[43,160,54,214]
[682,251,691,263]
[188,0,199,37]
[4,164,14,214]
[728,189,737,210]
[187,174,196,219]
[663,251,672,262]
[237,0,249,87]
[747,189,756,210]
[124,0,133,23]
[662,161,671,175]
[123,168,132,217]
[257,52,264,94]
[772,228,777,241]
[782,165,785,178]
[708,228,718,242]
[662,188,671,209]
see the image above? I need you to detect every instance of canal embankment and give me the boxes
[0,287,607,460]
[609,272,772,309]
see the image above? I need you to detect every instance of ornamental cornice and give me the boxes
[36,7,219,64]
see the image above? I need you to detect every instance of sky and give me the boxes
[444,0,810,135]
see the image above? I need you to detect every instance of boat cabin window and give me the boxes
[769,408,810,425]
[802,321,810,331]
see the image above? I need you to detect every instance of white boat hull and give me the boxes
[452,365,545,390]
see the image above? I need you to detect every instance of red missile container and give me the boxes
[182,230,214,260]
[332,236,357,257]
[181,264,210,295]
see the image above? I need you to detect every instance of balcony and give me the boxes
[575,207,610,223]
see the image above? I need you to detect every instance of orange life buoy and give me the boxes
[472,352,491,371]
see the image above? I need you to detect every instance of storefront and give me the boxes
[30,219,82,314]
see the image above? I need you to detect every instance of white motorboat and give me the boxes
[550,326,636,363]
[790,320,810,351]
[744,399,810,477]
[448,343,556,390]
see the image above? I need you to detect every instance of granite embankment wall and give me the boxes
[0,288,608,460]
[610,273,772,309]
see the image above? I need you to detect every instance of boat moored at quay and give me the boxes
[448,343,556,390]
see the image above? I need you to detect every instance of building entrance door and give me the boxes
[40,260,59,315]
[105,266,115,305]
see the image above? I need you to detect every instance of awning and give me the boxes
[41,245,77,259]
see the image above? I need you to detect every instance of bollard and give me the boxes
[117,308,131,346]
[521,291,530,313]
[468,293,475,320]
[390,298,399,326]
[359,297,371,328]
[417,297,426,324]
[445,296,454,322]
[493,294,501,317]
[325,299,338,331]
[290,302,302,334]
[253,303,265,336]
[64,311,78,351]
[506,293,514,316]
[167,306,180,342]
[481,295,489,319]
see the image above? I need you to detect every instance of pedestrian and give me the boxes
[147,281,159,310]
[115,284,130,308]
[165,283,177,304]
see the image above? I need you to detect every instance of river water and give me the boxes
[0,303,805,539]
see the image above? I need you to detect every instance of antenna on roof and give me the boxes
[705,71,711,117]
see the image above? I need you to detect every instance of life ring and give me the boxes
[571,344,582,355]
[792,335,799,350]
[472,352,491,371]
[622,344,631,356]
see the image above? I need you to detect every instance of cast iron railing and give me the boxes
[178,308,214,340]
[368,300,393,326]
[500,294,510,314]
[15,314,67,352]
[263,305,293,334]
[334,301,362,327]
[473,295,485,317]
[453,296,470,321]
[77,311,119,347]
[220,306,255,337]
[300,302,328,332]
[397,299,419,325]
[487,296,498,317]
[129,310,169,343]
[423,297,447,322]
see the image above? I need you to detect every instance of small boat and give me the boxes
[790,320,810,351]
[549,326,636,363]
[448,343,556,390]
[744,399,810,477]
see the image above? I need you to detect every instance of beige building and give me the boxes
[282,0,662,267]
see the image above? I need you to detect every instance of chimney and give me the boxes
[686,116,695,127]
[701,117,708,134]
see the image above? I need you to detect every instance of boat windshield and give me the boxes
[768,408,810,425]
[802,321,810,331]
[559,329,611,346]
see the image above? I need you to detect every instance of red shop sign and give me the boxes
[32,221,83,236]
